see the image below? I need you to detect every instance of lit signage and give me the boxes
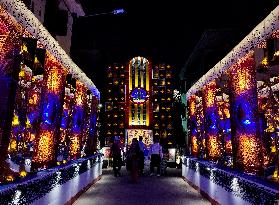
[130,87,148,104]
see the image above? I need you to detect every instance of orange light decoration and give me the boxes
[204,81,216,108]
[189,95,196,117]
[32,130,55,163]
[237,135,261,173]
[188,95,199,157]
[208,135,221,159]
[45,54,65,94]
[230,53,255,96]
[191,136,198,155]
[69,134,80,158]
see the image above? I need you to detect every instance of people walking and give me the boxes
[126,138,140,183]
[110,136,122,177]
[148,138,163,177]
[138,136,146,175]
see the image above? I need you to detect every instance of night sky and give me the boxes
[70,0,278,95]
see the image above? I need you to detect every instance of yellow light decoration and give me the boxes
[46,68,62,94]
[26,117,31,128]
[261,56,268,67]
[191,136,198,155]
[19,70,25,77]
[12,113,19,126]
[204,81,216,108]
[29,93,39,105]
[189,95,196,117]
[33,130,54,163]
[19,170,27,178]
[208,135,221,159]
[69,134,80,157]
[9,139,17,151]
[76,81,86,106]
[230,53,255,96]
[6,175,14,182]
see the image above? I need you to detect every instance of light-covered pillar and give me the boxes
[229,53,263,175]
[202,80,221,162]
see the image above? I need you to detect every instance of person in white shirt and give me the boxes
[148,138,163,176]
[138,136,146,175]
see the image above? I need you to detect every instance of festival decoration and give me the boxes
[202,80,221,161]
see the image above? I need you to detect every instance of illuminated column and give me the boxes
[32,55,65,170]
[0,5,23,181]
[229,53,263,175]
[188,95,198,157]
[69,81,86,159]
[196,97,205,159]
[202,80,221,162]
[87,95,99,154]
[56,75,74,164]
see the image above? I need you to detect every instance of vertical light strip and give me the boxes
[140,104,143,124]
[140,65,144,88]
[134,104,138,125]
[135,59,138,88]
[146,100,149,126]
[129,103,132,125]
[129,63,132,91]
[146,62,149,91]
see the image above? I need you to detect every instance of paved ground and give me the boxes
[73,166,211,205]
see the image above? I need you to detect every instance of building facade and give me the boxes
[104,56,174,147]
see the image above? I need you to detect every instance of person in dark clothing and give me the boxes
[127,138,141,183]
[138,136,146,175]
[110,136,122,177]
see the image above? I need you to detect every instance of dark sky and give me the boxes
[71,0,278,94]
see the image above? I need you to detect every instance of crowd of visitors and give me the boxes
[110,135,168,183]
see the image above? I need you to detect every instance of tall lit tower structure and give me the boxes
[151,64,174,143]
[104,64,126,145]
[104,57,174,147]
[124,57,153,147]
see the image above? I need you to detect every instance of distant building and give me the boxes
[103,57,174,147]
[23,0,85,55]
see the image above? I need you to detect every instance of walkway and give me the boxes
[73,167,211,205]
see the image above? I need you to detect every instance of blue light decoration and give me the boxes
[89,113,97,137]
[72,107,84,133]
[42,93,59,127]
[60,109,69,129]
[130,87,148,104]
[229,54,262,175]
